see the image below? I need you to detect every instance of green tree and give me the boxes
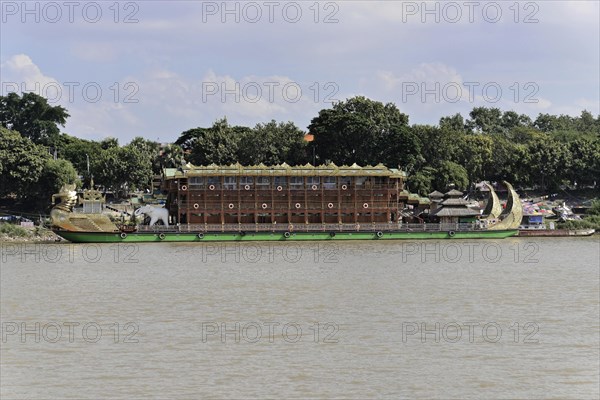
[487,134,525,184]
[0,92,69,146]
[523,137,571,189]
[565,138,600,185]
[128,137,159,156]
[177,118,244,165]
[308,96,409,165]
[237,120,307,165]
[100,137,119,149]
[454,135,494,184]
[377,124,422,171]
[407,168,435,196]
[32,158,78,208]
[439,113,467,133]
[121,144,153,191]
[432,161,469,191]
[127,136,161,173]
[92,145,153,197]
[465,107,503,134]
[534,113,576,132]
[504,126,542,144]
[1,127,77,208]
[157,144,184,169]
[54,134,103,183]
[415,125,460,167]
[501,111,532,131]
[575,110,599,134]
[0,127,50,198]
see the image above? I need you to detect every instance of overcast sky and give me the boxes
[1,1,598,143]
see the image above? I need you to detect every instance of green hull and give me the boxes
[54,230,518,243]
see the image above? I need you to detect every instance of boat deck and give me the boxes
[136,222,484,233]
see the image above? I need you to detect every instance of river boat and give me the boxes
[51,164,521,242]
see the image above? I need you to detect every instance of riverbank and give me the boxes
[0,223,60,242]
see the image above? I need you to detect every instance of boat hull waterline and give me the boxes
[518,229,595,237]
[54,230,519,243]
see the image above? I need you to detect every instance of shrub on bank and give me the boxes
[587,200,600,216]
[0,223,32,238]
[558,215,600,230]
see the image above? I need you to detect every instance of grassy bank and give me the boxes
[557,199,600,230]
[0,223,59,242]
[557,216,600,230]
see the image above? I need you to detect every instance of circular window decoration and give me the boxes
[228,203,235,209]
[341,184,348,190]
[244,184,251,190]
[311,185,318,190]
[277,185,283,191]
[193,203,200,209]
[261,203,268,209]
[208,184,215,191]
[181,185,188,191]
[363,203,369,209]
[295,203,301,209]
[327,203,334,209]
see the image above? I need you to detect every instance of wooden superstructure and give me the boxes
[161,163,408,225]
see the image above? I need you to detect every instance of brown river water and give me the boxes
[1,237,599,399]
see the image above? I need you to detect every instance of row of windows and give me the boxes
[185,176,393,189]
[189,176,345,184]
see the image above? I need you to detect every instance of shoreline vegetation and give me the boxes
[0,224,60,243]
[1,93,599,233]
[557,205,600,230]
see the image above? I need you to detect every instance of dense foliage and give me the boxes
[1,92,598,212]
[0,127,77,208]
[308,100,599,195]
[176,118,307,166]
[0,92,69,146]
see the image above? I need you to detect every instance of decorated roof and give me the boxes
[430,207,480,217]
[440,198,469,206]
[165,163,407,178]
[445,189,464,197]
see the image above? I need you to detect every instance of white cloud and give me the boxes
[1,56,328,140]
[1,0,597,141]
[0,54,142,140]
[1,54,60,91]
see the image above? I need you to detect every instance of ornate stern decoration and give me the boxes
[50,184,78,229]
[50,183,118,233]
[485,181,523,230]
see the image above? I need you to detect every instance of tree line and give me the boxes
[1,92,599,211]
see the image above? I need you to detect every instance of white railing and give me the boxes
[136,222,479,233]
